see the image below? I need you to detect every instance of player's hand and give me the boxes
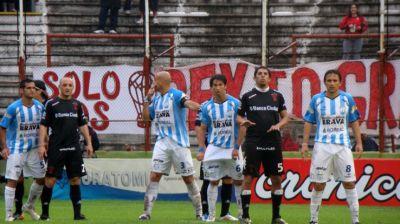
[146,85,156,100]
[196,152,204,161]
[0,147,10,160]
[232,149,239,160]
[267,124,280,132]
[86,144,94,158]
[240,119,256,128]
[301,143,310,159]
[38,145,47,160]
[354,143,363,159]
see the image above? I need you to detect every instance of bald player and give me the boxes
[139,71,203,221]
[38,77,93,221]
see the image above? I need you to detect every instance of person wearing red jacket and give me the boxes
[339,4,368,60]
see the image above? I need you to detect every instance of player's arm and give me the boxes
[142,85,156,122]
[79,125,93,158]
[301,122,312,158]
[0,127,9,159]
[351,121,363,158]
[237,95,255,127]
[195,123,207,161]
[268,110,289,132]
[38,125,48,160]
[184,100,200,111]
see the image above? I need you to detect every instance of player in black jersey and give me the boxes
[237,66,289,224]
[38,77,93,221]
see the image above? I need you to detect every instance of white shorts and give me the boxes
[203,158,244,181]
[310,142,356,183]
[5,149,46,180]
[151,137,195,176]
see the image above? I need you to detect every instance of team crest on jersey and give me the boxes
[271,93,278,102]
[73,102,79,111]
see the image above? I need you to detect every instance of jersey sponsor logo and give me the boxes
[249,105,278,112]
[248,94,257,99]
[212,119,233,128]
[256,146,276,151]
[155,110,170,119]
[54,112,78,118]
[59,147,76,151]
[19,122,40,131]
[321,116,345,133]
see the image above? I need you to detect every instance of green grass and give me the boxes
[0,200,398,224]
[95,150,400,159]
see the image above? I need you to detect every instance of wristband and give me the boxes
[234,143,240,150]
[198,147,205,153]
[143,97,151,103]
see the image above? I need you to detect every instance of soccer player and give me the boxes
[11,79,50,220]
[302,69,362,224]
[1,79,46,221]
[38,77,93,221]
[196,74,244,222]
[238,66,289,224]
[139,71,202,221]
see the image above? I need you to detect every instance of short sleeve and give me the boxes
[77,102,88,127]
[347,96,360,123]
[148,98,155,120]
[278,93,287,112]
[0,105,16,129]
[173,90,188,108]
[304,96,317,124]
[40,101,53,127]
[200,105,210,126]
[238,95,248,117]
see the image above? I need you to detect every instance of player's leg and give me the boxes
[264,147,287,224]
[139,139,169,220]
[200,162,210,220]
[220,177,233,218]
[4,153,23,221]
[240,140,260,223]
[203,160,225,222]
[40,150,64,220]
[335,148,359,224]
[13,175,24,220]
[309,143,334,224]
[66,149,88,220]
[226,158,243,221]
[174,143,202,219]
[22,150,46,220]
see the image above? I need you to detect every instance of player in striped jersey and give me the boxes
[302,69,363,224]
[0,79,46,222]
[196,74,244,222]
[139,71,203,221]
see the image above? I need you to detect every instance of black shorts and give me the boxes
[242,138,284,177]
[46,145,86,179]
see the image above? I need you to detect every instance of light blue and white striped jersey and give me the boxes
[0,99,44,154]
[304,91,360,147]
[149,88,190,147]
[199,95,240,149]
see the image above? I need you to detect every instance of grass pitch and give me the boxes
[0,200,398,224]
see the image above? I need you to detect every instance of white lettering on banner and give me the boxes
[81,171,150,187]
[32,60,400,135]
[255,165,400,202]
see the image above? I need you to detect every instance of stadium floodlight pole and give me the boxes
[18,0,26,80]
[261,0,268,66]
[143,0,151,151]
[378,0,386,152]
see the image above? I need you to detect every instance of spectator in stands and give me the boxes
[352,133,378,152]
[121,0,131,15]
[137,0,159,25]
[1,0,16,12]
[339,3,368,60]
[94,0,121,34]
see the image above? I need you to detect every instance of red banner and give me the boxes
[252,159,400,206]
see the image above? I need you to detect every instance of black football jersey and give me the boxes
[41,97,87,150]
[238,88,286,142]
